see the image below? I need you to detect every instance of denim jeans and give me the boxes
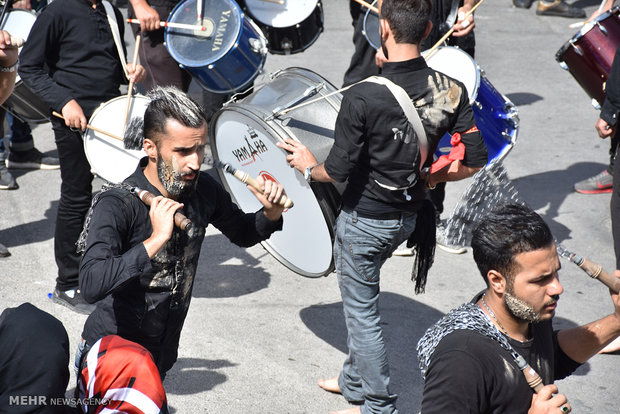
[335,209,417,414]
[51,117,94,290]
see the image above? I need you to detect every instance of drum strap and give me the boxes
[102,0,130,80]
[363,76,429,169]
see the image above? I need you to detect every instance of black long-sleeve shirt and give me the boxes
[601,46,620,127]
[18,0,127,118]
[79,159,282,374]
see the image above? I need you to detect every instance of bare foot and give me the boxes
[599,336,620,354]
[318,377,341,394]
[329,407,361,414]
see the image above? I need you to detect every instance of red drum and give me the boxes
[556,7,620,108]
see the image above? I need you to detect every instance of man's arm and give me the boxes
[597,46,620,138]
[428,161,481,188]
[557,270,620,363]
[0,30,18,104]
[128,0,161,32]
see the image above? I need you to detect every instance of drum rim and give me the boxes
[84,95,149,183]
[164,0,245,67]
[362,0,380,51]
[259,4,324,55]
[243,0,321,28]
[557,5,620,60]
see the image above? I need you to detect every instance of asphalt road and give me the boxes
[2,0,620,412]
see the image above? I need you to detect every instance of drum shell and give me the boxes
[555,7,620,107]
[248,2,324,54]
[165,0,267,94]
[210,67,342,277]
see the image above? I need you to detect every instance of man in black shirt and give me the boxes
[18,0,145,314]
[77,86,286,377]
[278,0,487,412]
[418,204,620,413]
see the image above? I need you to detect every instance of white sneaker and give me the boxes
[393,246,414,256]
[436,221,467,254]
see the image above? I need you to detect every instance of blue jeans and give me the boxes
[335,209,417,414]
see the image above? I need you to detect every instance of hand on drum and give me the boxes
[61,99,87,131]
[127,63,146,84]
[247,175,286,221]
[132,0,161,32]
[452,7,475,37]
[528,385,571,414]
[595,118,616,139]
[0,30,18,68]
[276,137,319,174]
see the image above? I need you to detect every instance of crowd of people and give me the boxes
[1,0,620,412]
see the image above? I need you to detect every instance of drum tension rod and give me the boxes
[267,83,325,120]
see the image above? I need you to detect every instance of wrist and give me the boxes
[0,59,17,72]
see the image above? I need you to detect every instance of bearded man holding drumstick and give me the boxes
[18,0,145,314]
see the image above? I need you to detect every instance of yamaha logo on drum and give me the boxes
[231,126,268,165]
[212,10,232,52]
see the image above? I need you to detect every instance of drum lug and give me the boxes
[249,37,268,55]
[591,98,601,110]
[558,61,568,70]
[596,21,608,36]
[570,41,584,57]
[474,100,483,110]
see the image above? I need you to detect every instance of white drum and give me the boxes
[422,47,479,104]
[244,0,317,28]
[211,67,342,277]
[84,96,148,183]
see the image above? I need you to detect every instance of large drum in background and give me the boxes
[423,47,519,164]
[243,0,324,54]
[165,0,267,94]
[555,7,620,109]
[210,67,342,277]
[84,96,148,184]
[0,9,50,123]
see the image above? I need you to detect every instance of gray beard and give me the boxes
[504,291,542,323]
[157,155,197,199]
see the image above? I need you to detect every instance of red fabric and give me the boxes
[79,335,167,414]
[430,127,478,174]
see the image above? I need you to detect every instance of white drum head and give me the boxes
[84,96,148,183]
[422,46,480,104]
[244,0,317,28]
[213,109,334,277]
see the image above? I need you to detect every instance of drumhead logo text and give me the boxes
[231,126,268,166]
[212,10,232,52]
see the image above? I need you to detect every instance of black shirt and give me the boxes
[324,57,487,215]
[18,0,127,118]
[601,46,620,127]
[79,159,282,374]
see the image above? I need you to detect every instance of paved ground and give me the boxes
[2,0,620,412]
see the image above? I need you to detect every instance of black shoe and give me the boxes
[52,288,96,315]
[0,242,10,258]
[7,147,60,170]
[536,0,586,17]
[514,0,534,8]
[0,166,18,190]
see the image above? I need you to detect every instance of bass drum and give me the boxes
[242,0,324,54]
[83,96,148,184]
[210,67,342,277]
[0,9,50,123]
[555,6,620,108]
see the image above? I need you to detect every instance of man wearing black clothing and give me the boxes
[418,204,620,413]
[77,86,286,376]
[18,0,145,314]
[278,0,486,412]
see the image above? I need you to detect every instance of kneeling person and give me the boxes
[78,86,286,377]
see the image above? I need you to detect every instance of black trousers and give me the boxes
[52,118,94,290]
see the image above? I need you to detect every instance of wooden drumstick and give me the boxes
[567,253,620,294]
[352,0,378,14]
[52,111,123,142]
[515,355,571,413]
[122,34,141,134]
[126,18,209,32]
[133,187,194,233]
[217,161,294,208]
[4,35,24,48]
[426,0,486,57]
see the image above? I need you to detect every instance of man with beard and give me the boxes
[417,203,620,413]
[76,86,286,377]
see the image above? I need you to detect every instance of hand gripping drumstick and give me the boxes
[133,187,194,233]
[52,111,123,141]
[122,34,142,134]
[126,19,211,34]
[4,35,24,48]
[426,0,486,57]
[217,161,294,208]
[352,0,378,14]
[515,355,571,413]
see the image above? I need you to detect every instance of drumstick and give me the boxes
[426,0,486,57]
[122,34,142,134]
[4,35,24,48]
[133,187,194,233]
[352,0,378,14]
[514,355,571,413]
[126,18,209,32]
[566,253,620,293]
[197,0,202,22]
[52,111,123,142]
[217,161,294,208]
